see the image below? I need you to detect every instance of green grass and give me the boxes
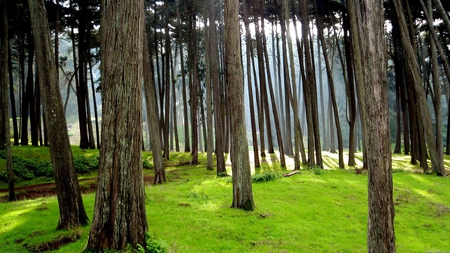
[0,148,450,252]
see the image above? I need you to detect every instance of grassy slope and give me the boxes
[0,149,449,252]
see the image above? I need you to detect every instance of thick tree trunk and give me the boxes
[86,0,148,250]
[28,0,88,230]
[225,0,254,211]
[348,0,396,251]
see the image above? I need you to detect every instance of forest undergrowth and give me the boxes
[0,147,449,252]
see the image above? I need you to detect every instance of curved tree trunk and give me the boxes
[28,0,88,230]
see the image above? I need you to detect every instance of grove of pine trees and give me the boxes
[2,0,450,251]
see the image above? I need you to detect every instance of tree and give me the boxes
[347,0,396,251]
[28,0,88,229]
[85,0,148,250]
[1,0,16,201]
[144,27,166,185]
[225,0,255,211]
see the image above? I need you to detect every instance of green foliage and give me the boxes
[0,150,5,159]
[34,161,54,178]
[143,159,153,169]
[251,172,278,183]
[11,156,35,180]
[139,233,166,253]
[73,155,99,174]
[0,171,7,181]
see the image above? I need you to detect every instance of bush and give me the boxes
[87,154,100,169]
[35,161,54,178]
[73,155,90,174]
[252,172,278,183]
[140,233,166,253]
[143,159,154,169]
[0,150,6,159]
[12,156,35,180]
[0,171,8,182]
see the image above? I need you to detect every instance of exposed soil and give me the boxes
[0,175,155,203]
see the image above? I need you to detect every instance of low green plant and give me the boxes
[251,172,278,183]
[143,159,154,169]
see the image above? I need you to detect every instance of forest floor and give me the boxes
[0,175,156,202]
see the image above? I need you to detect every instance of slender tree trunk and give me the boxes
[209,0,226,175]
[242,4,260,168]
[8,46,18,145]
[144,29,165,185]
[28,0,88,230]
[393,0,444,176]
[316,11,344,168]
[225,0,254,211]
[1,0,16,201]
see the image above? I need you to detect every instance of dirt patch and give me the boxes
[0,175,155,203]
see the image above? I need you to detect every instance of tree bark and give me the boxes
[348,0,396,251]
[28,0,88,230]
[144,29,165,185]
[225,0,254,211]
[86,0,148,250]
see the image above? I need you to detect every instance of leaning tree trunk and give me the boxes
[86,0,148,250]
[393,0,445,176]
[28,0,88,230]
[225,0,254,211]
[348,0,396,251]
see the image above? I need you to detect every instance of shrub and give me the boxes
[73,155,90,174]
[0,150,6,159]
[0,171,7,182]
[87,154,100,169]
[35,161,54,178]
[12,156,35,180]
[143,159,154,169]
[251,172,278,183]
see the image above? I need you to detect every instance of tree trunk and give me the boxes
[209,0,226,175]
[28,0,88,230]
[8,45,19,145]
[316,10,344,168]
[1,0,16,201]
[144,29,165,185]
[348,0,396,251]
[393,0,445,176]
[225,0,254,211]
[86,0,148,250]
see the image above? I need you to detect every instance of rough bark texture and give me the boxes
[28,0,88,229]
[348,0,396,251]
[225,0,254,211]
[86,0,148,250]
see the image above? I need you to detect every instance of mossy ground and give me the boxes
[0,148,449,252]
